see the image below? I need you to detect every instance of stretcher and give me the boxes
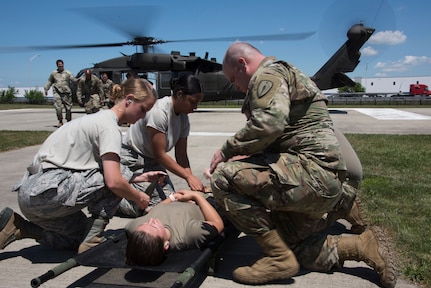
[31,223,239,288]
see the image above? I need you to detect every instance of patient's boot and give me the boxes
[345,195,368,234]
[78,217,108,254]
[337,226,397,288]
[233,230,299,284]
[0,207,43,249]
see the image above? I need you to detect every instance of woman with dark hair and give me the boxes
[118,74,205,217]
[125,190,224,266]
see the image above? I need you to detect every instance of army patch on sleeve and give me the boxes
[257,80,273,98]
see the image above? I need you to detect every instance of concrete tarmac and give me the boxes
[1,107,429,287]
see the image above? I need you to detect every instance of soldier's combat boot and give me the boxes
[66,110,72,122]
[78,217,108,254]
[0,207,43,249]
[337,226,397,288]
[345,195,368,234]
[233,230,299,284]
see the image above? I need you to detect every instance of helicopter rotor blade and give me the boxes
[68,5,162,40]
[0,42,132,53]
[0,31,315,54]
[165,32,316,43]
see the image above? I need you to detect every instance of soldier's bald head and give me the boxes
[223,42,262,69]
[85,69,92,79]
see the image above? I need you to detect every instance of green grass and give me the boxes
[0,131,52,152]
[0,130,430,286]
[346,134,431,286]
[0,103,53,110]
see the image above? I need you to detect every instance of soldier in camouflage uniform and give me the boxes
[101,73,114,107]
[0,78,166,254]
[44,59,78,127]
[209,42,396,288]
[77,69,104,114]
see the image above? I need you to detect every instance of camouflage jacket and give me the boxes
[222,57,345,171]
[77,74,103,98]
[44,69,77,95]
[101,78,114,99]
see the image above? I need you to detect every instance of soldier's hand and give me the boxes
[186,175,204,191]
[136,192,150,210]
[174,190,199,202]
[131,171,167,184]
[203,168,212,179]
[209,149,226,173]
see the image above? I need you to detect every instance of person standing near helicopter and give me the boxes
[44,59,78,127]
[77,69,104,114]
[117,74,205,217]
[100,73,114,107]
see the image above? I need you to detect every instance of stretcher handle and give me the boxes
[30,258,78,287]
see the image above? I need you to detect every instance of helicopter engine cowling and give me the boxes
[129,53,186,71]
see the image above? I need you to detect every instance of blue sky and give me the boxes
[1,0,430,89]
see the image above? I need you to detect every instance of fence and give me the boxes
[327,96,431,106]
[202,96,431,107]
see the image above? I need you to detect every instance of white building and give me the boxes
[353,76,431,94]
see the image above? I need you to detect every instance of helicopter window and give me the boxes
[159,72,173,89]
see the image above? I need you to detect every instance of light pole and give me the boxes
[28,54,41,87]
[364,62,369,92]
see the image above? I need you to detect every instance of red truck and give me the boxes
[409,83,431,96]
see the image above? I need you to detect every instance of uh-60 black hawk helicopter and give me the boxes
[68,22,374,102]
[0,19,375,102]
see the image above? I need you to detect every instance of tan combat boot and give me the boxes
[337,226,397,288]
[0,207,20,249]
[345,195,368,234]
[233,230,299,284]
[78,217,108,254]
[0,207,43,249]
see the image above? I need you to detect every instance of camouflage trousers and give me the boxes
[211,152,356,271]
[53,92,72,122]
[84,94,101,114]
[117,145,175,217]
[14,163,134,250]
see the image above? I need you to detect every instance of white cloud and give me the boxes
[403,55,431,65]
[368,30,407,45]
[361,46,378,56]
[374,56,431,72]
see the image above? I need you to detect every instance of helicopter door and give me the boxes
[157,72,173,98]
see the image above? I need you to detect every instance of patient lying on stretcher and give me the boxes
[125,190,224,266]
